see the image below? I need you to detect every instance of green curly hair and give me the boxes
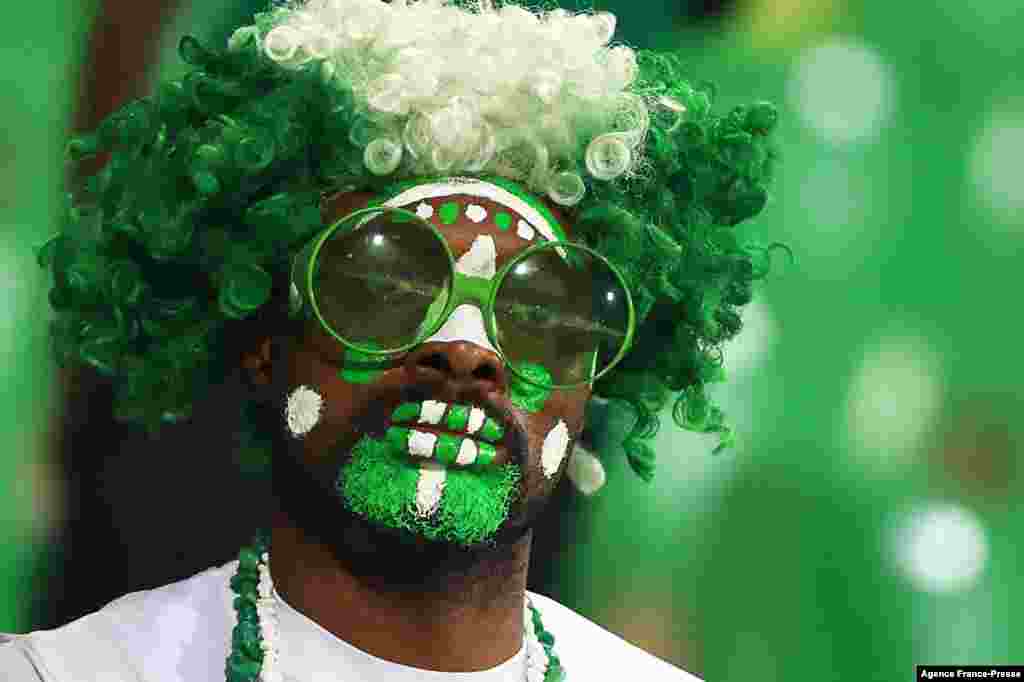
[44,3,782,482]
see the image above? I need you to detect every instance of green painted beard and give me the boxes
[336,434,522,547]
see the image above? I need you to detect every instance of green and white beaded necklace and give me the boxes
[225,533,566,682]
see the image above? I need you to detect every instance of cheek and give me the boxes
[282,345,391,458]
[524,389,588,481]
[540,420,571,478]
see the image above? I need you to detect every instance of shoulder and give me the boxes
[526,592,703,681]
[4,561,237,682]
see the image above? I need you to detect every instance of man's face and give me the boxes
[271,187,590,554]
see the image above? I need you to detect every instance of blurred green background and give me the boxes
[3,0,1022,680]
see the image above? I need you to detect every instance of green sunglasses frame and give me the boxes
[295,206,637,389]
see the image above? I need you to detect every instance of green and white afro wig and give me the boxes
[46,0,785,485]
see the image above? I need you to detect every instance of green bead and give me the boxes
[391,403,420,423]
[238,548,260,572]
[234,630,263,660]
[445,405,469,431]
[545,661,566,682]
[226,654,261,682]
[538,631,554,646]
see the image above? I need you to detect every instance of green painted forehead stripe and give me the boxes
[376,176,568,243]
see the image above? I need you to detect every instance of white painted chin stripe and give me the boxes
[423,304,497,354]
[382,179,561,243]
[414,461,446,517]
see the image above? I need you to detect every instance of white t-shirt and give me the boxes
[0,561,701,681]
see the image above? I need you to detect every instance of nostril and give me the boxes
[419,352,450,373]
[472,364,499,382]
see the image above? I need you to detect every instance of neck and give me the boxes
[268,512,532,672]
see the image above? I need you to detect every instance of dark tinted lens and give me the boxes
[312,208,450,351]
[494,244,630,386]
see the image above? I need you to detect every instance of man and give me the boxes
[2,1,779,679]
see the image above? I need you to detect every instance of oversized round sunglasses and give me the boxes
[290,206,636,389]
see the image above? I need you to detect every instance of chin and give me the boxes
[334,433,533,550]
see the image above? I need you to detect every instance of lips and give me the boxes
[386,399,508,467]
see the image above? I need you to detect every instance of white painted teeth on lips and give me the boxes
[386,400,507,467]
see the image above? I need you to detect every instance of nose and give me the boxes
[404,341,508,397]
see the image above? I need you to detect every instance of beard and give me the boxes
[266,388,555,596]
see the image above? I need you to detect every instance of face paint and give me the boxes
[438,201,460,225]
[420,235,498,351]
[337,435,521,546]
[386,399,504,468]
[516,219,535,241]
[339,345,389,384]
[386,426,498,466]
[415,461,446,517]
[509,362,553,413]
[465,203,487,223]
[454,234,497,279]
[285,385,323,437]
[541,419,571,478]
[423,304,496,352]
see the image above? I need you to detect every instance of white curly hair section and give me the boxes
[229,0,653,206]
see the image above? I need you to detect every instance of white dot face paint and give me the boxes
[416,202,434,219]
[382,179,563,242]
[285,385,323,437]
[465,203,488,223]
[454,235,497,279]
[541,420,571,478]
[419,400,447,425]
[414,461,447,517]
[516,219,536,241]
[408,430,438,458]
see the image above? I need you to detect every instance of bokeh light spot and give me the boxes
[844,333,944,463]
[888,503,989,594]
[969,108,1024,227]
[789,39,896,145]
